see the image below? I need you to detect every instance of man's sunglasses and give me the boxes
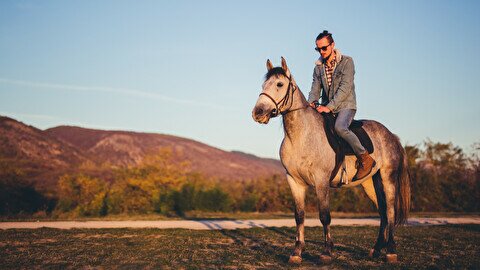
[315,43,332,52]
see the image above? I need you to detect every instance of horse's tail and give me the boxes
[394,144,411,225]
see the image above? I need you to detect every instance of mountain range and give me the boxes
[0,116,285,191]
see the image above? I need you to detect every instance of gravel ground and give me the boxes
[1,217,479,230]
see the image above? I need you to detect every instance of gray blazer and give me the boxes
[307,49,357,113]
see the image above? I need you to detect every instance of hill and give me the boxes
[0,116,285,191]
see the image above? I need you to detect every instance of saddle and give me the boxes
[321,112,374,182]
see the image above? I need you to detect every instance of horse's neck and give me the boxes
[282,87,326,145]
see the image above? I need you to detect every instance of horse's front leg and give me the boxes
[286,174,307,264]
[316,184,334,263]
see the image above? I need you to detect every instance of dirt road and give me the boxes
[1,217,479,230]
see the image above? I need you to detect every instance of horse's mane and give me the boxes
[265,67,287,80]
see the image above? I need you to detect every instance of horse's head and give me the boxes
[252,57,295,124]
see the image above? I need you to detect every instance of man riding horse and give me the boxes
[308,30,375,180]
[252,32,410,264]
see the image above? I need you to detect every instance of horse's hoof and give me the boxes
[319,254,333,264]
[386,253,398,263]
[288,255,302,264]
[369,248,381,258]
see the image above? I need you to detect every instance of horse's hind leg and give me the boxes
[286,174,308,264]
[379,168,400,263]
[370,171,388,258]
[315,182,334,263]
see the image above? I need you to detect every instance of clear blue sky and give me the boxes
[1,0,479,158]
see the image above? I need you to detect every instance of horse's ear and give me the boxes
[281,57,288,71]
[266,59,273,71]
[281,56,291,77]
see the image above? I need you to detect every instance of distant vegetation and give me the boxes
[1,141,479,218]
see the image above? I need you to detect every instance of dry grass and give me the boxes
[1,225,479,269]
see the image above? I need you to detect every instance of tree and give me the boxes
[406,140,479,212]
[56,174,108,216]
[0,159,48,215]
[108,148,189,215]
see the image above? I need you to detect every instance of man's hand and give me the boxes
[309,102,316,108]
[316,105,331,113]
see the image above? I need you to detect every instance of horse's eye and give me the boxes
[277,82,284,88]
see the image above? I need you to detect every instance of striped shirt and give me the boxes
[324,56,336,87]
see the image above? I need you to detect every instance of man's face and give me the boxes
[316,37,334,60]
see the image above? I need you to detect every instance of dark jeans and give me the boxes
[334,109,366,156]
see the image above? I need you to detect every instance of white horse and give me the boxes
[252,57,410,264]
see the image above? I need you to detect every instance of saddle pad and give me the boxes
[321,112,374,182]
[322,112,374,156]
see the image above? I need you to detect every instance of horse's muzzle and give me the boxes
[252,105,272,124]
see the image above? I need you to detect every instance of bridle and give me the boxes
[259,75,308,117]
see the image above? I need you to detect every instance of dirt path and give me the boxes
[1,217,479,230]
